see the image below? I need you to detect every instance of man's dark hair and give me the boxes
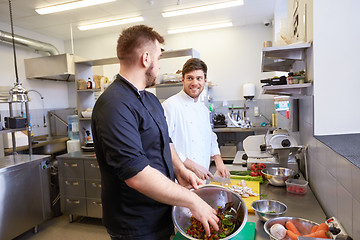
[117,25,164,65]
[182,58,207,79]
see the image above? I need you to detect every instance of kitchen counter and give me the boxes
[0,154,52,240]
[250,179,327,239]
[316,133,360,168]
[215,164,327,239]
[57,150,95,160]
[0,153,51,172]
[212,126,269,133]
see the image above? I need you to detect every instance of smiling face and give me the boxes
[182,69,207,102]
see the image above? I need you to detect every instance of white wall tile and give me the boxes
[352,166,360,203]
[353,198,360,240]
[336,155,352,192]
[321,171,337,218]
[316,141,327,167]
[336,182,353,235]
[326,147,337,177]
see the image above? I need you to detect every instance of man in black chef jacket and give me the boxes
[91,25,219,240]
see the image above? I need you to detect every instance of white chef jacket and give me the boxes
[162,90,220,170]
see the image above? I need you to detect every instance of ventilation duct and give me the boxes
[0,29,60,55]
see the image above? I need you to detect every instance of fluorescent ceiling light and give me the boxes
[168,22,233,34]
[162,0,244,18]
[78,16,144,30]
[35,0,116,15]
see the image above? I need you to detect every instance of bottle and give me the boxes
[67,115,79,140]
[87,77,92,89]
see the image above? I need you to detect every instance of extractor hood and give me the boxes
[24,53,86,81]
[1,29,85,81]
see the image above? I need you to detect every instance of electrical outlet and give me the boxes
[254,106,260,117]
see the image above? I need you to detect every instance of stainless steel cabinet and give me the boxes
[58,155,101,221]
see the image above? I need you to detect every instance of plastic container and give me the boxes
[67,115,79,140]
[285,179,308,195]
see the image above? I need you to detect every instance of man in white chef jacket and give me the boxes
[163,58,230,180]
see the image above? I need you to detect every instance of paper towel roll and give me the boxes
[67,140,80,153]
[243,83,255,100]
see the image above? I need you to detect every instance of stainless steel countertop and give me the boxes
[57,150,96,160]
[250,181,327,239]
[215,164,327,239]
[0,154,51,173]
[212,126,270,133]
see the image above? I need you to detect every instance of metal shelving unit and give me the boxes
[261,43,312,96]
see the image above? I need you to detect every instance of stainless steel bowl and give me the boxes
[172,185,248,240]
[251,200,287,222]
[264,216,319,240]
[261,167,296,186]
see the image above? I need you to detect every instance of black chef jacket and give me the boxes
[91,74,175,239]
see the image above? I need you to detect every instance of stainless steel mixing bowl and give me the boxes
[264,216,319,240]
[172,185,248,240]
[251,200,287,222]
[261,167,296,186]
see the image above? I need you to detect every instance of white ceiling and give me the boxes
[0,0,277,40]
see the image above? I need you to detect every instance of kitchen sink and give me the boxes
[33,136,68,155]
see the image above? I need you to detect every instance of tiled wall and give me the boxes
[298,96,360,239]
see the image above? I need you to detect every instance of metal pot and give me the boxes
[172,185,248,239]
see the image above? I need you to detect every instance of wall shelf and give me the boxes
[262,83,312,96]
[261,42,311,72]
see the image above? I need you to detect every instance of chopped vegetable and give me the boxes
[310,225,319,233]
[285,221,301,236]
[185,202,240,239]
[229,171,251,176]
[317,223,330,232]
[230,175,263,183]
[286,230,300,240]
[304,229,330,238]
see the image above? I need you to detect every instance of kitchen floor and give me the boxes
[13,215,176,240]
[14,215,109,240]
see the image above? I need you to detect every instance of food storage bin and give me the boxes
[285,179,308,195]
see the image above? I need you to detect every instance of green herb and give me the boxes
[260,194,268,199]
[230,175,263,183]
[229,171,251,176]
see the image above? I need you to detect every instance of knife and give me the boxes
[210,176,231,185]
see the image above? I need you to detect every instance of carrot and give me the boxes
[285,221,301,236]
[310,225,319,233]
[304,229,330,239]
[287,230,300,240]
[317,223,330,232]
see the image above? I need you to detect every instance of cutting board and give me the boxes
[209,179,260,213]
[173,222,256,240]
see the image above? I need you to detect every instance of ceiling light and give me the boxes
[78,16,144,30]
[162,0,244,18]
[168,22,233,34]
[35,0,116,15]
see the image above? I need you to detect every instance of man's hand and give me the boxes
[184,158,214,180]
[189,192,219,236]
[176,166,203,189]
[213,155,230,178]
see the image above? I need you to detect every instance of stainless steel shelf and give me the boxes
[0,128,27,134]
[77,89,101,92]
[261,43,311,72]
[262,83,312,96]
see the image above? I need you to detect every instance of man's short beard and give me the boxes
[145,64,156,88]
